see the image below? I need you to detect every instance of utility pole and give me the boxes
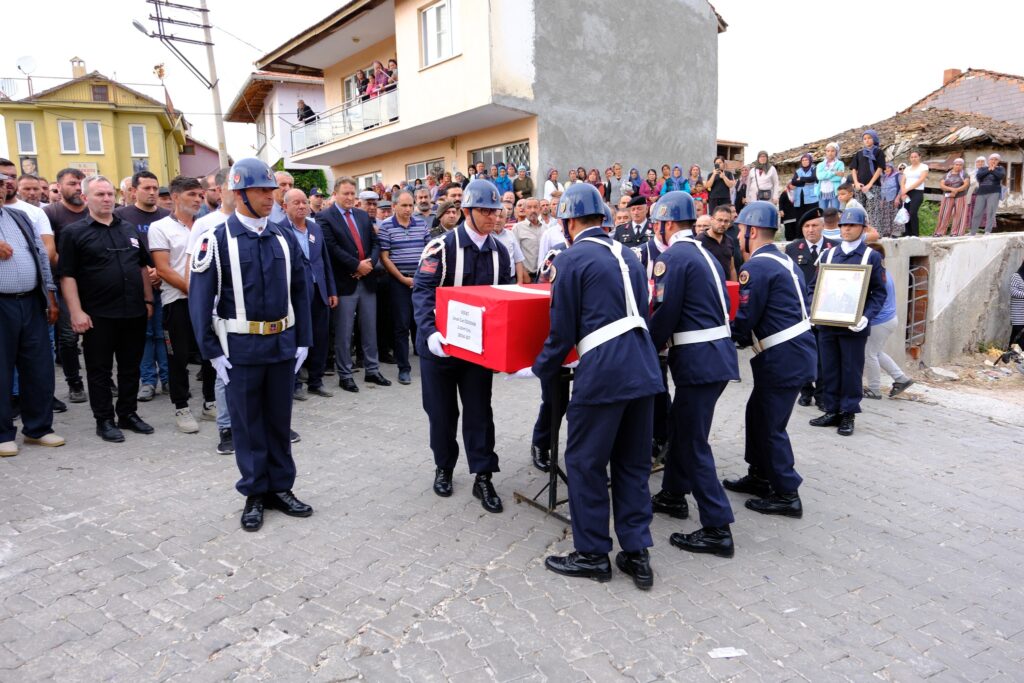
[134,0,229,167]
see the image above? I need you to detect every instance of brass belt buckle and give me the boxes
[267,320,281,334]
[248,321,260,334]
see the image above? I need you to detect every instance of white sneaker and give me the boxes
[201,402,217,421]
[24,433,66,447]
[175,407,200,434]
[0,441,17,457]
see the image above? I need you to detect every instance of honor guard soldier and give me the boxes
[723,201,816,518]
[785,208,838,408]
[647,191,740,557]
[808,207,886,436]
[188,158,314,532]
[530,182,664,590]
[412,179,513,513]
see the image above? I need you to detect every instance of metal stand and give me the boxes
[513,369,572,524]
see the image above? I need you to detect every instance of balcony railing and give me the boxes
[291,88,399,153]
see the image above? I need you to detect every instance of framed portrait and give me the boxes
[810,263,873,327]
[19,156,39,177]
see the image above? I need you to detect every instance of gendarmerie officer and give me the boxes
[723,201,816,518]
[531,183,663,590]
[188,158,314,532]
[785,207,837,408]
[647,191,740,558]
[613,194,653,247]
[412,179,513,513]
[808,206,886,436]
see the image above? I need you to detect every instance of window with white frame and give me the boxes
[421,0,456,67]
[15,121,36,154]
[357,172,382,191]
[406,158,445,182]
[129,124,148,157]
[58,120,78,154]
[84,121,103,154]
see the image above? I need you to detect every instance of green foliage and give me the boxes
[917,200,938,237]
[291,169,329,196]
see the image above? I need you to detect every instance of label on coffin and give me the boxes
[445,301,484,354]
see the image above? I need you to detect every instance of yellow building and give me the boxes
[0,59,186,189]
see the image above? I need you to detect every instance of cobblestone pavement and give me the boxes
[2,354,1022,682]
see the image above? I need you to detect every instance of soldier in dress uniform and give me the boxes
[529,183,664,590]
[785,208,838,408]
[808,206,886,436]
[188,158,314,532]
[647,191,740,557]
[612,195,653,247]
[722,201,816,518]
[412,179,513,513]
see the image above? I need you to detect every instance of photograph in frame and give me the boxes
[810,263,872,327]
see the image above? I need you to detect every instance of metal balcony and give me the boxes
[290,88,399,152]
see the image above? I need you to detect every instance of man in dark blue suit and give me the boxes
[318,178,391,393]
[530,183,663,590]
[809,207,886,436]
[188,158,314,532]
[724,201,816,519]
[284,189,337,399]
[647,191,740,558]
[612,195,653,247]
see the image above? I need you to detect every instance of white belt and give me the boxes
[215,227,295,338]
[672,324,731,346]
[575,237,647,356]
[220,318,293,335]
[756,319,811,351]
[750,251,810,353]
[666,234,732,347]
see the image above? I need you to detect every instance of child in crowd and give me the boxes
[691,181,709,215]
[836,183,863,211]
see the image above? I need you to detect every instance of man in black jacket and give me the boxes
[318,177,390,393]
[613,195,652,247]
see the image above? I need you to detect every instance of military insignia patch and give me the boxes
[653,261,667,277]
[658,205,668,219]
[738,270,750,285]
[559,201,567,215]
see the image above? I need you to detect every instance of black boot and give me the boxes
[809,412,841,427]
[544,551,612,582]
[615,549,653,590]
[722,472,771,497]
[433,468,453,497]
[650,490,689,519]
[96,419,124,443]
[531,444,550,472]
[472,473,503,513]
[837,412,855,436]
[669,525,734,558]
[240,495,264,531]
[745,492,803,518]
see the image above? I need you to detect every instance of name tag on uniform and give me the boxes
[130,237,140,248]
[309,234,316,244]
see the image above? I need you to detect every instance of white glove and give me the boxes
[848,316,868,333]
[562,360,579,369]
[427,332,449,358]
[294,346,309,374]
[211,355,232,385]
[509,367,537,379]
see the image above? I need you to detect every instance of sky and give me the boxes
[5,0,1024,167]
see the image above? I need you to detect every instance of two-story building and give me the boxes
[254,0,725,190]
[0,58,186,185]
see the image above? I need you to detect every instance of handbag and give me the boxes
[754,168,773,200]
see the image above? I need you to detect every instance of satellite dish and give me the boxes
[16,56,36,75]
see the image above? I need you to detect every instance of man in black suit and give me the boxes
[319,178,391,393]
[613,195,652,247]
[785,207,837,408]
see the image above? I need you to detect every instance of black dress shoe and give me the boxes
[380,351,397,364]
[669,525,735,558]
[96,419,125,443]
[365,373,392,387]
[264,490,313,517]
[290,429,301,444]
[797,394,813,407]
[651,490,689,519]
[308,386,334,398]
[745,492,803,518]
[472,473,503,513]
[545,551,612,582]
[837,412,855,436]
[52,397,67,413]
[531,444,550,472]
[809,412,841,427]
[615,549,654,590]
[433,468,453,497]
[722,473,771,498]
[241,496,264,531]
[68,384,87,403]
[339,378,359,393]
[117,412,155,434]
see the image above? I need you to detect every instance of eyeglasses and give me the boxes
[473,208,498,216]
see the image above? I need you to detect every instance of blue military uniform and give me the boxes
[785,235,838,406]
[813,242,886,415]
[649,231,739,529]
[412,223,513,474]
[530,245,568,458]
[731,243,816,494]
[533,226,664,554]
[188,212,313,497]
[633,237,672,452]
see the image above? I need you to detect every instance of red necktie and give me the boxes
[344,210,365,260]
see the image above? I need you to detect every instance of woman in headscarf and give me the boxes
[788,153,819,219]
[660,165,686,195]
[586,169,604,197]
[655,164,672,194]
[366,60,389,99]
[684,164,702,194]
[1009,257,1024,349]
[564,168,579,187]
[628,167,642,195]
[877,162,902,237]
[815,142,845,210]
[935,158,969,237]
[638,168,659,204]
[850,129,886,228]
[745,150,779,205]
[542,168,563,200]
[962,156,989,234]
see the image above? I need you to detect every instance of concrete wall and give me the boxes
[508,0,719,178]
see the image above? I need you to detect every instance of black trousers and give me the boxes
[905,189,924,237]
[163,299,214,409]
[389,276,416,374]
[799,327,824,404]
[0,293,55,442]
[300,294,331,390]
[82,315,147,421]
[56,293,82,386]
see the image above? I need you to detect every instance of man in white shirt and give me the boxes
[512,198,545,280]
[0,161,54,265]
[149,176,217,434]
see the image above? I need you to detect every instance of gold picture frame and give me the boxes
[810,263,872,327]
